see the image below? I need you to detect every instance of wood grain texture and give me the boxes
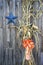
[0,0,43,65]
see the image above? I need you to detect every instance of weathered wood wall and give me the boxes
[0,0,43,65]
[0,0,22,65]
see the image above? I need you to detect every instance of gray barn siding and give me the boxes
[0,0,43,65]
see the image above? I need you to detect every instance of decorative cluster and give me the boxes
[18,0,43,61]
[5,0,43,62]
